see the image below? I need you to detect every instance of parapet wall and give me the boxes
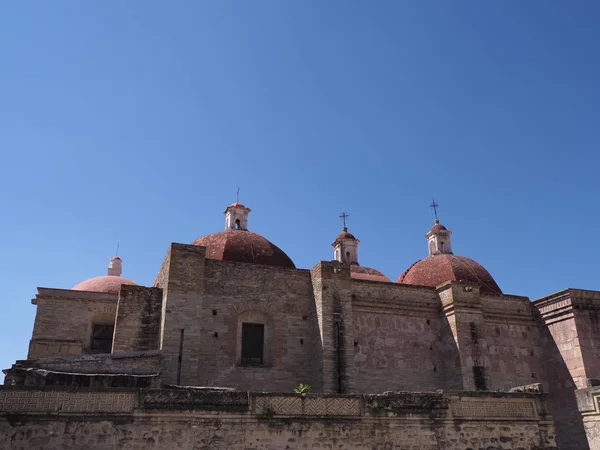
[0,387,557,449]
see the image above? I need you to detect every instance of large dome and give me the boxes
[397,254,502,294]
[72,275,139,294]
[192,230,295,268]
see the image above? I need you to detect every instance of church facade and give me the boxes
[3,202,600,449]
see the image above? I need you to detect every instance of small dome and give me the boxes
[429,220,447,233]
[192,230,295,268]
[397,254,502,294]
[351,265,390,282]
[72,275,139,294]
[336,230,357,241]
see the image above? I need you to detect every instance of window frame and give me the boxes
[240,322,265,366]
[235,310,273,367]
[90,323,114,353]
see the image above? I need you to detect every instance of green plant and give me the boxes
[261,405,277,419]
[294,383,312,394]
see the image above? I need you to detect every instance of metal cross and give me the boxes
[115,242,119,256]
[339,211,350,228]
[430,198,440,221]
[236,187,240,203]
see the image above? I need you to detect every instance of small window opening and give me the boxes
[235,219,241,230]
[241,322,264,365]
[354,341,359,347]
[212,310,217,316]
[426,319,430,325]
[470,322,479,345]
[473,366,487,390]
[91,324,114,353]
[345,251,350,263]
[300,339,304,345]
[302,315,308,320]
[213,332,218,338]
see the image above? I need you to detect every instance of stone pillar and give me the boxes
[310,261,356,394]
[439,281,488,391]
[156,243,207,385]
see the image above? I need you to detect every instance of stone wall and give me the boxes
[351,282,448,392]
[3,352,162,388]
[113,286,163,353]
[577,386,600,450]
[28,288,118,359]
[197,258,320,392]
[0,387,557,450]
[535,289,600,450]
[481,295,545,391]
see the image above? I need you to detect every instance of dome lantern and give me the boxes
[427,219,453,255]
[224,203,251,231]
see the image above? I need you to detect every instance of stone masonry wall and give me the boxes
[113,286,163,353]
[351,282,447,392]
[481,295,545,391]
[196,259,320,392]
[28,289,118,359]
[0,387,557,450]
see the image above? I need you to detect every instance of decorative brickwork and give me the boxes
[450,399,536,418]
[0,389,136,413]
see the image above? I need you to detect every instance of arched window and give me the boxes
[346,251,350,263]
[235,219,241,230]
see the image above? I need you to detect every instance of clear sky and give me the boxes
[1,1,599,372]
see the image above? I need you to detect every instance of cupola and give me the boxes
[331,213,390,282]
[397,219,502,294]
[191,201,295,268]
[72,256,139,294]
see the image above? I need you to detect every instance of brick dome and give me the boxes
[429,221,447,232]
[397,254,502,294]
[351,265,391,282]
[72,276,139,294]
[192,230,295,268]
[336,230,357,241]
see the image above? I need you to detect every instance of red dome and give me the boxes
[192,230,295,268]
[397,254,502,294]
[336,231,357,241]
[351,265,390,282]
[72,276,139,294]
[429,222,447,232]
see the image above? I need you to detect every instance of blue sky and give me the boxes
[1,1,599,372]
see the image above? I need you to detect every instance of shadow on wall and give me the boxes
[541,322,589,450]
[439,314,462,390]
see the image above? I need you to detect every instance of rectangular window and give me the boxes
[241,322,264,365]
[91,324,114,353]
[473,366,487,391]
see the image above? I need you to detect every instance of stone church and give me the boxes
[2,202,600,449]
